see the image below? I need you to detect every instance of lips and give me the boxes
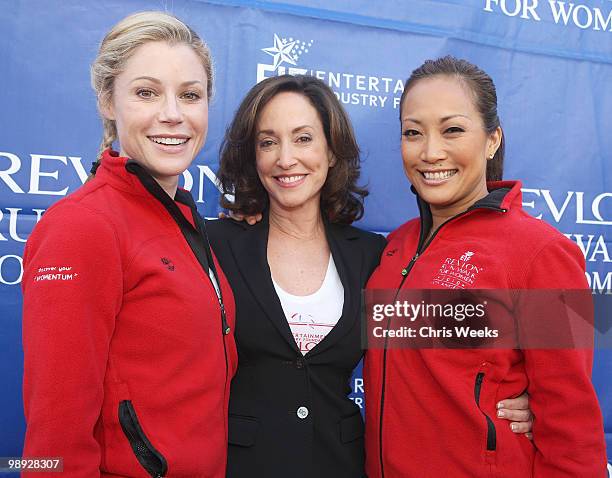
[147,135,191,155]
[148,135,190,146]
[274,174,306,188]
[419,169,458,184]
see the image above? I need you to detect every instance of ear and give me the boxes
[98,95,115,121]
[328,152,336,168]
[486,126,503,160]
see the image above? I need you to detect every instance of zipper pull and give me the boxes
[220,303,231,335]
[401,253,419,276]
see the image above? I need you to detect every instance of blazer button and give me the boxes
[295,358,304,369]
[296,406,309,419]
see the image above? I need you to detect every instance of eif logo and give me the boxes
[257,34,314,82]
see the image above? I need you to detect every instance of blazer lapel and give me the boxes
[228,214,300,353]
[306,222,362,358]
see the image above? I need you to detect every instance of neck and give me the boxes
[269,202,324,240]
[119,149,179,198]
[155,176,178,199]
[428,183,489,234]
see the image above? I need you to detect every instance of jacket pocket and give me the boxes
[228,414,259,447]
[474,372,497,452]
[118,400,168,478]
[339,412,365,444]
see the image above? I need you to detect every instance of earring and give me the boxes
[488,152,495,159]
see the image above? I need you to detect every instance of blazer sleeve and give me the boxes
[21,202,123,477]
[521,237,608,477]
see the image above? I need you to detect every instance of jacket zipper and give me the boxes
[474,372,497,451]
[125,161,232,475]
[377,204,506,478]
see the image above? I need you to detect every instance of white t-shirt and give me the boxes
[272,255,344,355]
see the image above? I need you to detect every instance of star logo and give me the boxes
[262,34,297,70]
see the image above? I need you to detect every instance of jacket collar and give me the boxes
[411,180,522,248]
[94,149,196,210]
[94,149,150,197]
[227,209,362,357]
[412,180,522,220]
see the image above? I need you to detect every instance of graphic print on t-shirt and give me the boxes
[273,255,344,354]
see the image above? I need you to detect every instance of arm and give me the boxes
[521,238,607,477]
[22,203,122,477]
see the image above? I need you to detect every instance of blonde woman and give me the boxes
[21,12,237,477]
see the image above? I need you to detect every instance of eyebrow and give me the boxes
[257,125,313,135]
[130,76,205,87]
[402,114,470,124]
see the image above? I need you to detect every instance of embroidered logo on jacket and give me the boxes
[160,257,175,272]
[432,251,484,289]
[459,251,474,262]
[33,265,78,282]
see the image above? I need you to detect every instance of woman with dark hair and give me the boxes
[207,74,383,478]
[207,74,532,478]
[364,56,608,477]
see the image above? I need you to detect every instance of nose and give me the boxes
[277,142,297,169]
[421,133,446,163]
[158,95,183,124]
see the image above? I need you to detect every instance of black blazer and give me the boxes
[206,214,386,478]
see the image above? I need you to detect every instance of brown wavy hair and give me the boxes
[399,56,505,181]
[218,74,367,224]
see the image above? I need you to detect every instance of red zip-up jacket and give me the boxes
[364,181,607,478]
[22,150,237,477]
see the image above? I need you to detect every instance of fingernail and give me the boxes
[497,402,504,409]
[497,410,505,418]
[511,423,518,432]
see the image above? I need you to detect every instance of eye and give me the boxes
[402,129,420,137]
[445,126,464,134]
[136,88,156,99]
[182,91,202,101]
[258,139,275,149]
[296,135,312,144]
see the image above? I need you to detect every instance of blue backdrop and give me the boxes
[1,0,610,472]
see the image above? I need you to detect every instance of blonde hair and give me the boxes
[90,11,214,163]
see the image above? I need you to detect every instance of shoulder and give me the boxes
[23,177,132,263]
[33,193,118,244]
[495,210,586,287]
[327,222,387,260]
[205,217,250,242]
[328,222,383,242]
[386,217,420,244]
[503,208,578,256]
[23,195,123,285]
[205,217,260,258]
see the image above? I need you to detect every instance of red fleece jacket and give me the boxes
[22,150,237,477]
[364,181,607,478]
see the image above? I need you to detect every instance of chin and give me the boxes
[416,189,452,206]
[269,193,313,211]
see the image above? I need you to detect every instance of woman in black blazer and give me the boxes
[207,214,384,478]
[206,75,531,478]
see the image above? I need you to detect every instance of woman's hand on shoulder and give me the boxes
[218,211,262,225]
